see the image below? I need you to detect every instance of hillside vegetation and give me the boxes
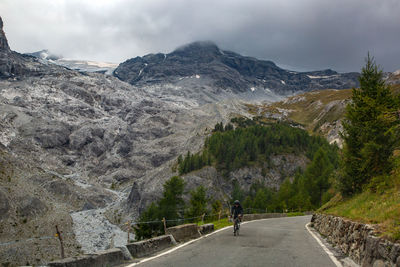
[247,82,400,147]
[178,121,336,176]
[319,57,400,241]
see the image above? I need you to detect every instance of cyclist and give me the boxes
[230,200,243,235]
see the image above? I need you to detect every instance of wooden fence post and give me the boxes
[110,233,115,248]
[162,218,167,234]
[127,221,131,244]
[55,225,65,259]
[218,210,221,221]
[201,213,205,224]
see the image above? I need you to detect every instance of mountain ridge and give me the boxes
[114,40,360,96]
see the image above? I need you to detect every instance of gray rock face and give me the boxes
[0,17,10,52]
[16,196,47,217]
[230,154,309,191]
[0,16,67,79]
[114,41,360,98]
[0,189,10,220]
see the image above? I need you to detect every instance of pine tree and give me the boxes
[158,176,185,226]
[340,54,399,195]
[135,176,185,239]
[303,148,333,206]
[134,202,161,240]
[185,186,208,221]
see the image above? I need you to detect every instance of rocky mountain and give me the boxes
[114,41,359,100]
[0,17,251,265]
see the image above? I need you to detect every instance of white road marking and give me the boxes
[305,222,342,267]
[126,225,233,266]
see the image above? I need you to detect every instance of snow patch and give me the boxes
[307,75,337,79]
[250,87,255,92]
[195,74,200,79]
[281,80,286,85]
[283,95,306,104]
[85,61,118,68]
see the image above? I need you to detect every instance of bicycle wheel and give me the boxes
[234,219,239,236]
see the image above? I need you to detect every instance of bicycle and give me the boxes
[233,215,241,236]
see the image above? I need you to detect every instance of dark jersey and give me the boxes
[231,204,243,218]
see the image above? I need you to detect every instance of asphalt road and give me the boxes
[134,216,337,267]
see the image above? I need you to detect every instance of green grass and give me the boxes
[321,190,400,241]
[198,217,232,230]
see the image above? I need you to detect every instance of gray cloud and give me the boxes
[1,0,399,72]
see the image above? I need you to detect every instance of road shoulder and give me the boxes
[306,222,359,267]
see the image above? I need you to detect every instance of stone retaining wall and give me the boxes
[47,248,125,267]
[166,223,201,242]
[199,223,214,235]
[311,214,400,267]
[126,234,176,258]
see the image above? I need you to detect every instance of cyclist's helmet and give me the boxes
[234,200,240,205]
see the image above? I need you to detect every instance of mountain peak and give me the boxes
[172,41,221,58]
[0,16,10,51]
[174,41,219,51]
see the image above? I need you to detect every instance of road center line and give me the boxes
[305,222,342,267]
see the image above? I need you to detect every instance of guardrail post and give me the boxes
[55,225,65,259]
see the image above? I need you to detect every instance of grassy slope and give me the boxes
[247,89,352,144]
[271,89,352,131]
[250,84,399,136]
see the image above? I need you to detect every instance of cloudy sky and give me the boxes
[1,0,399,72]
